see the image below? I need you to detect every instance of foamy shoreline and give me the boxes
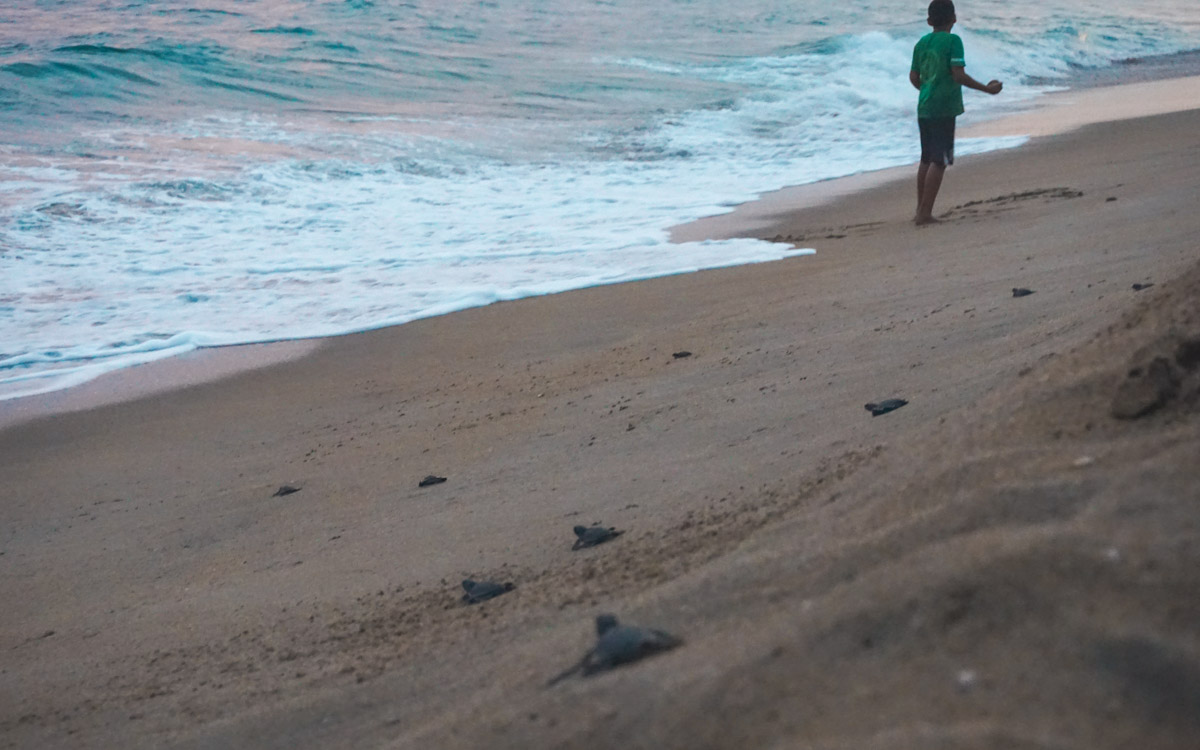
[4,72,1200,431]
[673,72,1200,241]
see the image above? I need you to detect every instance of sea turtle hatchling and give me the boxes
[572,524,623,550]
[865,398,908,417]
[547,614,683,685]
[461,579,515,605]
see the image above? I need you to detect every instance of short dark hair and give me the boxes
[928,0,955,26]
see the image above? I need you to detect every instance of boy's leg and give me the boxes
[916,161,930,219]
[915,162,945,225]
[914,117,954,225]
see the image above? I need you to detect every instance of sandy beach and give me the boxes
[3,84,1200,749]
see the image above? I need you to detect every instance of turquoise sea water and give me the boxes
[2,0,1199,398]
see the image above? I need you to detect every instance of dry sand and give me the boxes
[961,75,1200,138]
[2,100,1199,748]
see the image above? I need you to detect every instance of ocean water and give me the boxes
[2,0,1199,399]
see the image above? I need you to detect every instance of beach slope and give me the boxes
[2,109,1199,749]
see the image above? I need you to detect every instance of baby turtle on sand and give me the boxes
[1012,287,1035,298]
[547,614,683,685]
[272,485,301,497]
[865,399,908,417]
[461,579,515,604]
[418,475,447,488]
[572,525,623,550]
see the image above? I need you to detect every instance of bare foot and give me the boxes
[914,215,941,226]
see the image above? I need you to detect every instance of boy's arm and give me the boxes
[909,42,922,90]
[951,67,1002,95]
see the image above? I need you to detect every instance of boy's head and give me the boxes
[927,0,956,28]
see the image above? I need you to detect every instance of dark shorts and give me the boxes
[919,117,956,167]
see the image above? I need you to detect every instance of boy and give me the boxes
[910,0,1002,225]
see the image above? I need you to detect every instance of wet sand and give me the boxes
[2,100,1199,747]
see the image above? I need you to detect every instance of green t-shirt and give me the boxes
[911,31,965,119]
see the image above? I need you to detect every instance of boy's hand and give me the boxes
[985,80,1003,95]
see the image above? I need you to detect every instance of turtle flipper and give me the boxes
[646,628,683,650]
[545,650,592,687]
